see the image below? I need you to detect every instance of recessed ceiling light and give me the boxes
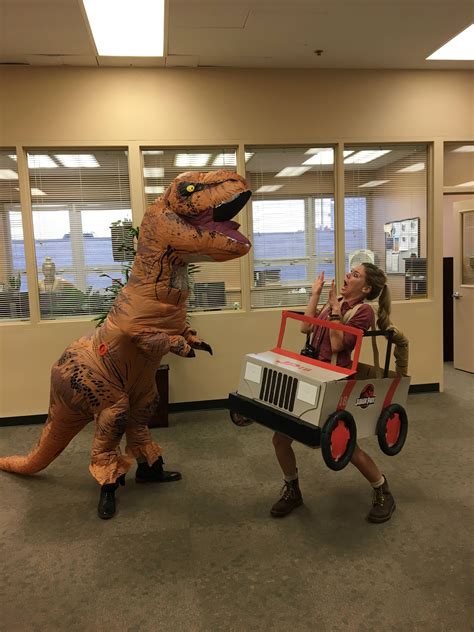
[397,163,425,173]
[303,150,355,165]
[54,154,100,168]
[358,180,390,188]
[143,167,164,178]
[345,150,391,164]
[454,181,474,187]
[212,153,237,167]
[174,154,211,167]
[451,145,474,153]
[0,169,19,179]
[145,186,165,194]
[14,187,47,195]
[275,166,312,177]
[27,155,58,169]
[255,185,283,193]
[82,0,165,56]
[427,23,474,60]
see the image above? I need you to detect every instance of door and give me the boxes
[453,200,474,373]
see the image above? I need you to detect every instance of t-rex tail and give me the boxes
[0,415,88,475]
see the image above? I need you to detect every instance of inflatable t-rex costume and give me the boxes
[0,169,252,518]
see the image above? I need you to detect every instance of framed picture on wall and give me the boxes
[384,217,420,274]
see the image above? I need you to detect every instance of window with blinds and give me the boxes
[245,146,336,308]
[0,149,30,321]
[0,150,30,321]
[141,147,243,311]
[27,149,132,319]
[344,144,429,301]
[444,142,474,189]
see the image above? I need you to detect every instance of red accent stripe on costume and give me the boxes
[336,380,357,410]
[383,377,401,409]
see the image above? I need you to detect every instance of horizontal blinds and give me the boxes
[0,150,30,321]
[141,147,242,311]
[27,149,132,319]
[245,146,335,309]
[344,144,429,301]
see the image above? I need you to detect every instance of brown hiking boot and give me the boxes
[367,476,396,523]
[270,479,303,517]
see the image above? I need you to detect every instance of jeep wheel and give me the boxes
[376,404,408,456]
[321,411,357,471]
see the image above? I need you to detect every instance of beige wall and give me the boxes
[0,67,473,416]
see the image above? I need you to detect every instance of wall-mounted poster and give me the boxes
[384,217,420,274]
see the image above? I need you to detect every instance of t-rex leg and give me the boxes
[125,393,162,465]
[89,394,132,485]
[126,394,181,483]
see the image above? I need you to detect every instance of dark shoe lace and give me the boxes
[280,481,296,501]
[372,486,385,507]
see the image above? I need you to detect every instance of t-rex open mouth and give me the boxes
[181,190,252,245]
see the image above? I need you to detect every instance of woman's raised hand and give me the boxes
[328,279,341,314]
[311,271,325,296]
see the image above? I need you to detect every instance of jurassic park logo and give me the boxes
[355,384,376,409]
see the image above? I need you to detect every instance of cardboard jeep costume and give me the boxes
[228,311,410,470]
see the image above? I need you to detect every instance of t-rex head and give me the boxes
[149,169,252,262]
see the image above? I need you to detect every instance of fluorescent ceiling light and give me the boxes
[142,150,164,155]
[143,167,164,178]
[427,24,474,60]
[303,150,333,165]
[255,185,283,193]
[452,145,474,153]
[0,169,19,179]
[359,180,390,188]
[212,153,237,167]
[145,186,165,194]
[174,154,210,167]
[397,163,425,173]
[345,150,391,164]
[14,187,47,195]
[454,181,474,187]
[54,154,99,168]
[82,0,165,56]
[27,155,58,169]
[303,149,354,165]
[245,152,254,162]
[275,166,312,177]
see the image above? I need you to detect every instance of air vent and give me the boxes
[259,367,298,412]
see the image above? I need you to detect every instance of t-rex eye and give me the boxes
[178,182,198,197]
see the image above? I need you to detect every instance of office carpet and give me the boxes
[0,364,472,632]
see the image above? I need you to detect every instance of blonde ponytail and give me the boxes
[362,263,409,376]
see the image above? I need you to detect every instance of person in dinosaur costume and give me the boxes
[0,170,252,519]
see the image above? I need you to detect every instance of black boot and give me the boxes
[97,474,125,520]
[135,456,182,484]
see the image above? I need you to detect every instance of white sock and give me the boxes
[371,475,385,489]
[284,472,298,483]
